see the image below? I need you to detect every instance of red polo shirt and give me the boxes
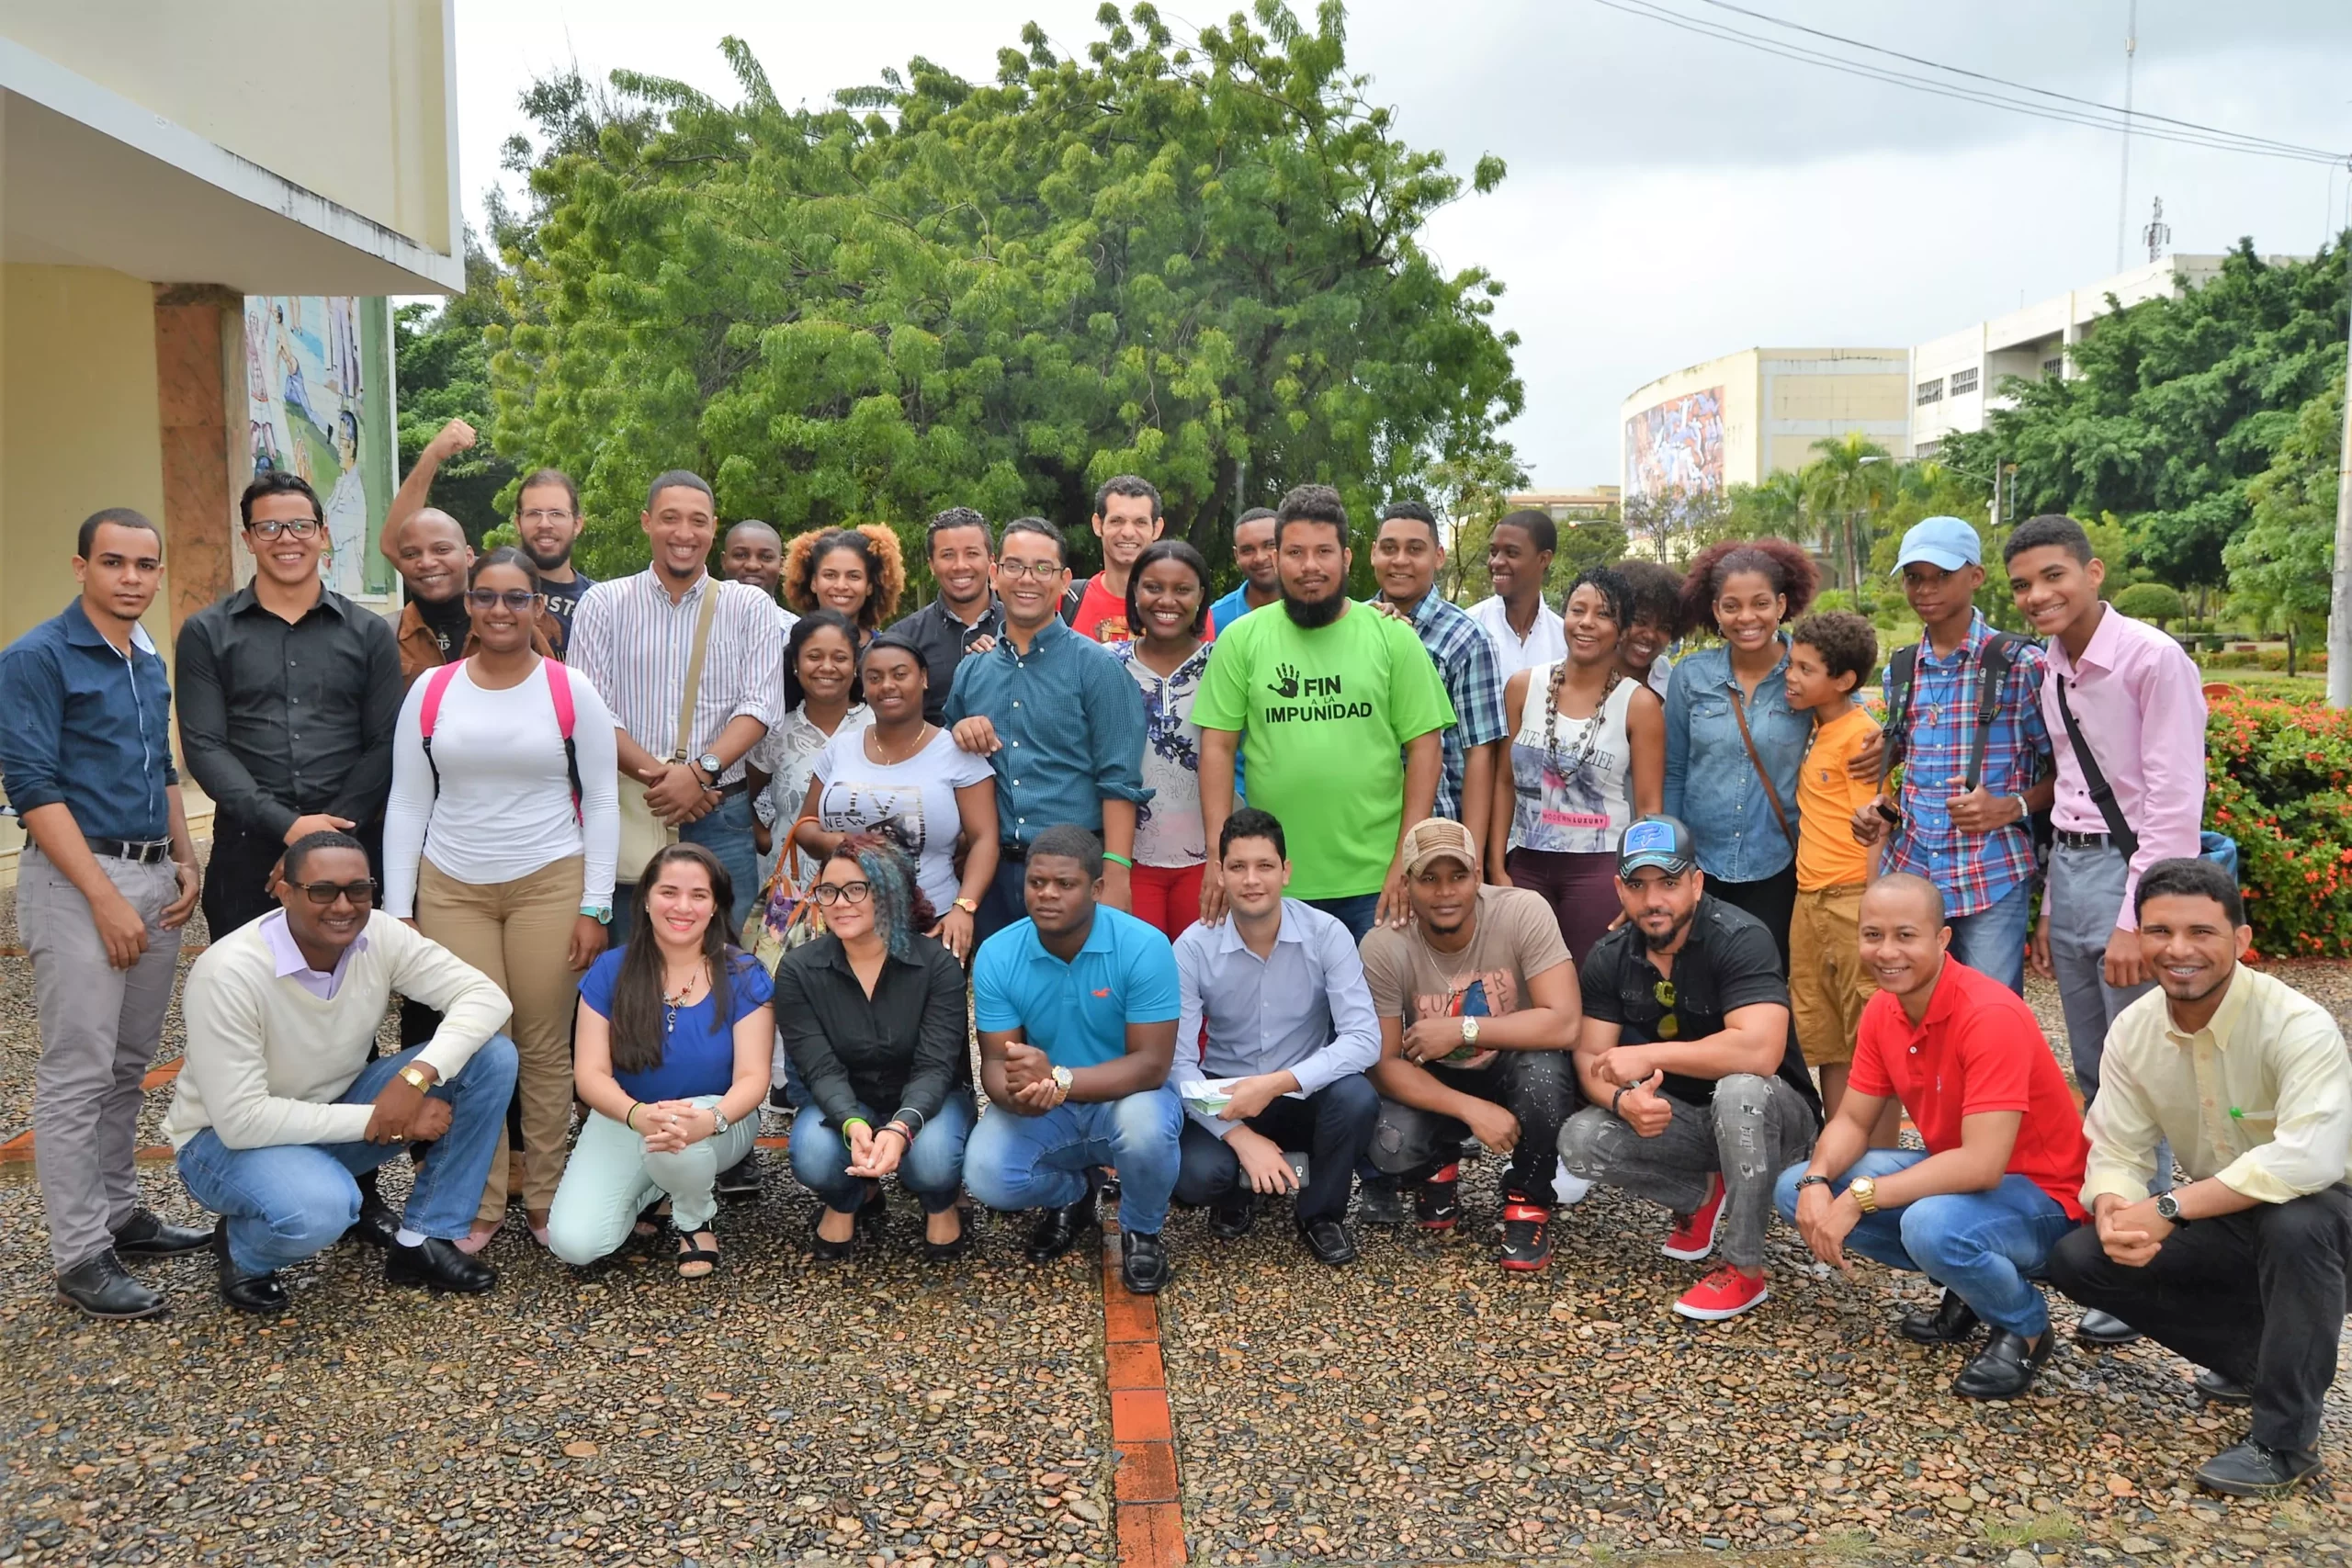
[1849,957,2090,1220]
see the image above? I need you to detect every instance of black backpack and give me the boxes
[1883,632,2054,864]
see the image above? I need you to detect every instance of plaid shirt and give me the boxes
[1393,593,1510,823]
[1885,612,2053,917]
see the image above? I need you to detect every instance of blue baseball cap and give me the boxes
[1617,816,1697,878]
[1891,515,1983,574]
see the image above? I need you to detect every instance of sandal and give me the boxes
[922,1208,967,1265]
[811,1211,857,1263]
[673,1222,720,1280]
[628,1198,670,1250]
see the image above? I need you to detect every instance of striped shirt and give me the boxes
[566,570,785,784]
[1391,592,1510,823]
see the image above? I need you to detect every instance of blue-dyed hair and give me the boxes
[825,834,935,962]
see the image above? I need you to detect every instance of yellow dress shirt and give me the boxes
[2080,963,2352,1210]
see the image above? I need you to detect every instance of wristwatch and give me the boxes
[1849,1176,1880,1214]
[1460,1015,1481,1048]
[1051,1065,1074,1101]
[398,1065,434,1093]
[581,903,613,925]
[953,897,978,915]
[2154,1190,2189,1226]
[695,752,724,784]
[707,1105,730,1137]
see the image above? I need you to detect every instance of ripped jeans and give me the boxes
[1558,1073,1817,1271]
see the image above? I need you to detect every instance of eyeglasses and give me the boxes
[465,588,544,611]
[1652,978,1680,1040]
[993,559,1066,581]
[518,508,575,525]
[246,518,322,540]
[294,878,379,908]
[810,880,871,907]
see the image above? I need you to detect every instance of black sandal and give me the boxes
[922,1208,968,1265]
[673,1222,719,1280]
[810,1211,858,1262]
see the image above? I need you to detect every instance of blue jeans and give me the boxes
[1306,893,1381,946]
[964,1086,1183,1235]
[1946,876,2032,996]
[791,1091,976,1214]
[615,791,762,936]
[1774,1148,2077,1337]
[175,1038,518,1276]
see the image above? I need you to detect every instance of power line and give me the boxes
[1586,0,2349,167]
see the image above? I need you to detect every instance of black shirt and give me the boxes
[772,932,972,1126]
[1580,895,1821,1119]
[888,595,1005,726]
[538,570,594,659]
[415,592,472,661]
[175,582,403,839]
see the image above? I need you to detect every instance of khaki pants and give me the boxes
[1789,884,1874,1068]
[417,855,584,1218]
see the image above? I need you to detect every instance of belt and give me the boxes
[714,778,748,799]
[2054,829,2112,850]
[999,840,1027,862]
[86,835,174,864]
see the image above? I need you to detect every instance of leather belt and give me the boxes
[2053,829,2112,850]
[999,840,1028,862]
[86,835,174,864]
[714,778,748,799]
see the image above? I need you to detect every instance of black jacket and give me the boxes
[773,933,970,1126]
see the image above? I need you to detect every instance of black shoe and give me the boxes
[2194,1367,2255,1406]
[385,1236,497,1294]
[922,1211,969,1265]
[1209,1193,1256,1241]
[55,1250,167,1320]
[1498,1192,1553,1272]
[2194,1440,2324,1498]
[1356,1179,1406,1227]
[1120,1229,1171,1295]
[213,1221,288,1315]
[715,1153,763,1200]
[1416,1163,1462,1231]
[2074,1307,2142,1348]
[343,1191,400,1251]
[810,1212,857,1263]
[1899,1289,1982,1345]
[1024,1194,1098,1264]
[1952,1329,2052,1399]
[110,1208,213,1259]
[854,1182,888,1238]
[1297,1216,1358,1267]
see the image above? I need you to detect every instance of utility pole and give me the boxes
[2115,0,2137,275]
[2329,198,2352,707]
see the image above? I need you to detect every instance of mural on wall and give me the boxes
[243,296,394,598]
[1624,387,1725,500]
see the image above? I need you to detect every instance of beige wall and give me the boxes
[0,0,453,254]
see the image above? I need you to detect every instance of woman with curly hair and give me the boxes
[774,834,974,1262]
[782,525,906,645]
[1661,537,1820,967]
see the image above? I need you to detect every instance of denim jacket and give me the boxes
[1661,637,1809,884]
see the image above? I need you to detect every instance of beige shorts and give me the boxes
[1790,884,1876,1068]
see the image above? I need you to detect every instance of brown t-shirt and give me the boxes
[1359,886,1574,1070]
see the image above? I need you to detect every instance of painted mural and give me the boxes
[243,296,394,598]
[1624,386,1725,500]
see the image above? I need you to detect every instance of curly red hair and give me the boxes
[782,524,906,629]
[1676,536,1820,638]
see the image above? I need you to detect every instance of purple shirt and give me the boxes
[2039,605,2206,931]
[259,909,368,1001]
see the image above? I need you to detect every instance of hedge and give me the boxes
[2199,648,2328,674]
[2207,695,2352,959]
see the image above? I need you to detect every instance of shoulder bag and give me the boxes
[615,581,723,882]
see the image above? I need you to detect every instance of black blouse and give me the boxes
[772,933,970,1127]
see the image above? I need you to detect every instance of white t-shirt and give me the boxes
[1469,595,1568,679]
[810,726,995,914]
[382,660,622,916]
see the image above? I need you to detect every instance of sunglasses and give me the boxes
[1653,978,1680,1040]
[810,880,872,907]
[464,588,544,612]
[293,878,379,908]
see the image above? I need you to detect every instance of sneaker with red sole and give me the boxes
[1498,1193,1553,1271]
[1417,1164,1462,1231]
[1661,1171,1727,1260]
[1674,1264,1770,1321]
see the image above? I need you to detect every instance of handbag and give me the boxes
[750,828,829,975]
[2052,674,2236,877]
[1727,692,1797,849]
[615,581,723,882]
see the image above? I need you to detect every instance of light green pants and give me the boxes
[545,1097,756,1265]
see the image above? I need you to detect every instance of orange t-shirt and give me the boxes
[1793,704,1881,891]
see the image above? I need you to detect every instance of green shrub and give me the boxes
[2200,649,2328,673]
[2112,582,2186,626]
[2208,696,2352,959]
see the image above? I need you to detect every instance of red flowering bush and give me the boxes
[2206,695,2352,959]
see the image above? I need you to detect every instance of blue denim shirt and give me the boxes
[0,599,177,842]
[1661,638,1808,884]
[944,615,1149,850]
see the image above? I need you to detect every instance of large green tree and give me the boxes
[1942,236,2349,591]
[393,231,516,543]
[2222,369,2343,640]
[486,2,1523,586]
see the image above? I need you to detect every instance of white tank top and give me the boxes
[1508,662,1638,855]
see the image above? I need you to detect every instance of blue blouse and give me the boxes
[1660,638,1810,884]
[579,946,773,1103]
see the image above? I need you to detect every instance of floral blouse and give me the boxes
[1111,641,1210,869]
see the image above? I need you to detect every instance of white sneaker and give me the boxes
[1554,1160,1591,1206]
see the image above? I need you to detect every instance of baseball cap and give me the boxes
[1891,515,1983,574]
[1617,816,1697,878]
[1399,818,1480,878]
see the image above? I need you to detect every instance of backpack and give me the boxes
[1883,631,2054,863]
[1059,576,1090,627]
[418,659,583,820]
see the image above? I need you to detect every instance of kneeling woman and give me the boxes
[548,844,773,1277]
[775,835,975,1261]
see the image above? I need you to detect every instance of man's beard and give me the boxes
[1282,582,1347,628]
[523,538,574,571]
[1640,905,1695,952]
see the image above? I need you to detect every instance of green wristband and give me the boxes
[1102,852,1135,869]
[841,1117,872,1137]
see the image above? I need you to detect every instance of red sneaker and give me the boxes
[1661,1171,1727,1260]
[1674,1264,1770,1321]
[1498,1193,1552,1272]
[1417,1163,1462,1231]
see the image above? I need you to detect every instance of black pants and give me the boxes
[1711,864,1797,976]
[201,815,385,938]
[1173,1077,1378,1224]
[1368,1051,1580,1206]
[2048,1186,2352,1452]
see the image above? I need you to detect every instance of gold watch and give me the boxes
[1849,1176,1879,1214]
[398,1065,434,1092]
[953,897,978,915]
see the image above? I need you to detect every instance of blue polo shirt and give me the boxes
[972,905,1182,1068]
[0,599,176,842]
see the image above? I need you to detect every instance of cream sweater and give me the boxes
[165,912,512,1149]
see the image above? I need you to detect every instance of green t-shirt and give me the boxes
[1194,602,1456,898]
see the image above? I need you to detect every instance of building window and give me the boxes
[1950,367,1979,395]
[1916,438,1941,460]
[2041,356,2064,378]
[1916,378,1944,405]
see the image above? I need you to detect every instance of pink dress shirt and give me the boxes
[2039,604,2207,931]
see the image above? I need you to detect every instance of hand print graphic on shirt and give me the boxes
[1269,663,1302,700]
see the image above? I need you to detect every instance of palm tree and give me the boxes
[1801,433,1899,597]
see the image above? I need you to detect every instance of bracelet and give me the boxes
[1611,1083,1635,1114]
[841,1117,872,1137]
[1102,851,1135,869]
[1793,1173,1831,1193]
[878,1122,912,1144]
[625,1102,641,1130]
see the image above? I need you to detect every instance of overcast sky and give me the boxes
[449,0,2352,490]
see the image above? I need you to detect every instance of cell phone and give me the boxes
[1874,802,1901,827]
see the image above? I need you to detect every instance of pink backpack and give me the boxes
[418,659,582,819]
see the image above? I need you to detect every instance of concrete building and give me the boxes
[0,1,463,874]
[1506,487,1621,525]
[1620,348,1910,502]
[1909,253,2303,457]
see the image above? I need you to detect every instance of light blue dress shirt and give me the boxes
[1172,897,1382,1140]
